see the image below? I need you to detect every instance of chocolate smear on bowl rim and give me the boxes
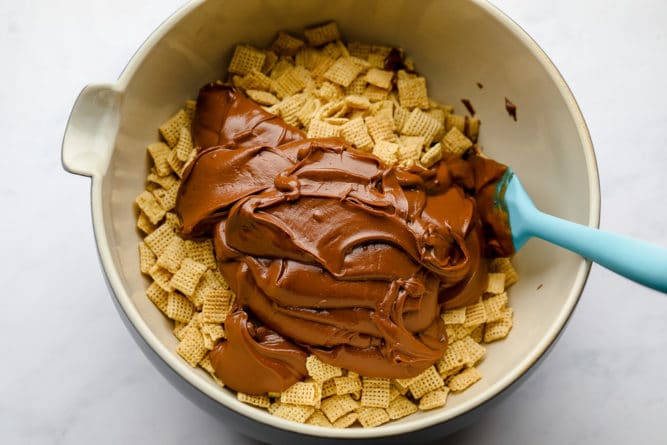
[504,97,517,121]
[461,99,476,116]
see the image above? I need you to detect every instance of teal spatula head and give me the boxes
[495,168,667,293]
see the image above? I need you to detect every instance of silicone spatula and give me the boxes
[496,169,667,292]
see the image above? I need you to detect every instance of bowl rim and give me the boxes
[90,0,600,438]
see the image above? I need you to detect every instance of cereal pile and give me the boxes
[227,24,480,166]
[135,21,518,428]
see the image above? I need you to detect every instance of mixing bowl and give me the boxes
[61,0,599,442]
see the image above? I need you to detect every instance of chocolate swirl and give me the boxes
[175,84,513,394]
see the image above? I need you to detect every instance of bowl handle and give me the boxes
[62,83,122,177]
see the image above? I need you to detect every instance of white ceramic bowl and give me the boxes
[62,0,599,442]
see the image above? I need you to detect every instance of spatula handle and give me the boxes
[528,210,667,293]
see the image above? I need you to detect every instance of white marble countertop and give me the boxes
[1,0,666,443]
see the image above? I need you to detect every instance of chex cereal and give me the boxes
[360,377,391,408]
[408,366,444,399]
[281,382,322,407]
[304,22,341,47]
[357,407,390,428]
[136,22,522,429]
[228,45,266,76]
[272,31,305,56]
[397,76,429,109]
[419,388,449,410]
[306,355,344,382]
[386,396,418,420]
[306,410,332,427]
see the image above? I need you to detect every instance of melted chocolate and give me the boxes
[210,309,308,394]
[175,85,514,394]
[192,82,304,151]
[384,48,405,72]
[383,48,418,75]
